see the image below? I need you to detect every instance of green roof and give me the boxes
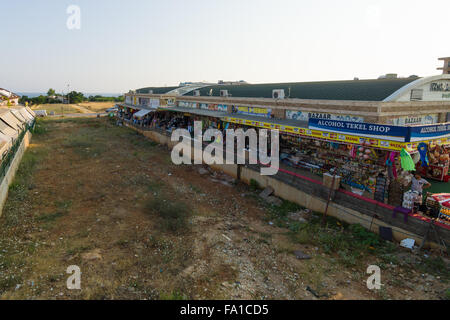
[135,86,180,94]
[187,78,419,101]
[136,77,420,101]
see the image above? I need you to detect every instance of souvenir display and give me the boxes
[415,143,449,182]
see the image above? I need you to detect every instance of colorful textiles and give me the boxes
[400,148,415,171]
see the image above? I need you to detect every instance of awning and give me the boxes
[117,103,141,110]
[160,106,228,118]
[133,109,153,119]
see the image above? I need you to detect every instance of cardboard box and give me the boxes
[323,173,341,190]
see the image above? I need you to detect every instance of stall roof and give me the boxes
[25,106,36,117]
[0,108,22,131]
[10,109,27,124]
[159,106,309,128]
[13,106,34,123]
[117,103,142,110]
[0,131,12,154]
[0,119,18,140]
[222,113,309,129]
[160,107,228,118]
[133,109,154,118]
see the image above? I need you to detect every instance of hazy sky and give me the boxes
[1,0,449,94]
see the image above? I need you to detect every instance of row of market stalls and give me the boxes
[0,106,36,158]
[115,102,450,225]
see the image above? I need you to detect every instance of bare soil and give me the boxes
[0,117,448,300]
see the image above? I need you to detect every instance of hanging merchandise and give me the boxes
[349,145,357,158]
[417,142,429,167]
[387,152,398,179]
[400,148,415,171]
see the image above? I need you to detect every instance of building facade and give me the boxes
[123,74,450,126]
[0,88,20,107]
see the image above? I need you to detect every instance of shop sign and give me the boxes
[199,103,227,112]
[160,98,176,107]
[387,114,438,125]
[430,81,450,92]
[308,119,409,142]
[286,110,364,123]
[178,101,197,108]
[150,99,160,108]
[222,116,412,151]
[408,123,450,142]
[405,137,450,152]
[231,106,272,118]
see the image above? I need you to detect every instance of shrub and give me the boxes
[145,197,191,233]
[249,179,260,191]
[348,224,381,247]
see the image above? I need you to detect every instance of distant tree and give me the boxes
[19,95,29,104]
[67,91,85,104]
[47,88,56,96]
[34,95,47,105]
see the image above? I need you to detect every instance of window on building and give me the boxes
[410,89,423,101]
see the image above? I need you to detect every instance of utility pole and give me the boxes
[66,84,70,104]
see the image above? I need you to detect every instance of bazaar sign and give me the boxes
[387,114,438,126]
[286,110,364,123]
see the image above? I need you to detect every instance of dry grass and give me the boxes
[31,104,81,115]
[77,102,116,112]
[0,117,447,300]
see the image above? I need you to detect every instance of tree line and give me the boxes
[19,88,124,105]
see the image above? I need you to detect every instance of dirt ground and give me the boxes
[76,102,116,113]
[32,102,115,115]
[0,117,448,300]
[31,104,82,115]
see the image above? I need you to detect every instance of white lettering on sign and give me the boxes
[419,124,450,134]
[287,111,363,122]
[316,120,394,134]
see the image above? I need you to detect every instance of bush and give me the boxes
[249,179,260,191]
[145,197,191,233]
[348,224,381,247]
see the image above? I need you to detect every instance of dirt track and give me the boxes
[0,117,448,300]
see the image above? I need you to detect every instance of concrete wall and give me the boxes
[0,131,32,216]
[239,165,441,246]
[125,124,448,248]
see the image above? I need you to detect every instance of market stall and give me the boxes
[415,143,450,182]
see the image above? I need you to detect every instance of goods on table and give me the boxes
[403,190,420,210]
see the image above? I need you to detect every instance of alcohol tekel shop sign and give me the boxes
[308,119,409,142]
[409,123,450,142]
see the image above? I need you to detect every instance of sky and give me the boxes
[1,0,449,94]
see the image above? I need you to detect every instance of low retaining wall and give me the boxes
[240,165,439,246]
[125,124,449,248]
[0,131,32,216]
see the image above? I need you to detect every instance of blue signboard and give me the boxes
[308,119,409,142]
[408,123,450,142]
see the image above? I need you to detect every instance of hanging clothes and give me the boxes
[417,142,429,167]
[386,152,398,179]
[400,148,415,171]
